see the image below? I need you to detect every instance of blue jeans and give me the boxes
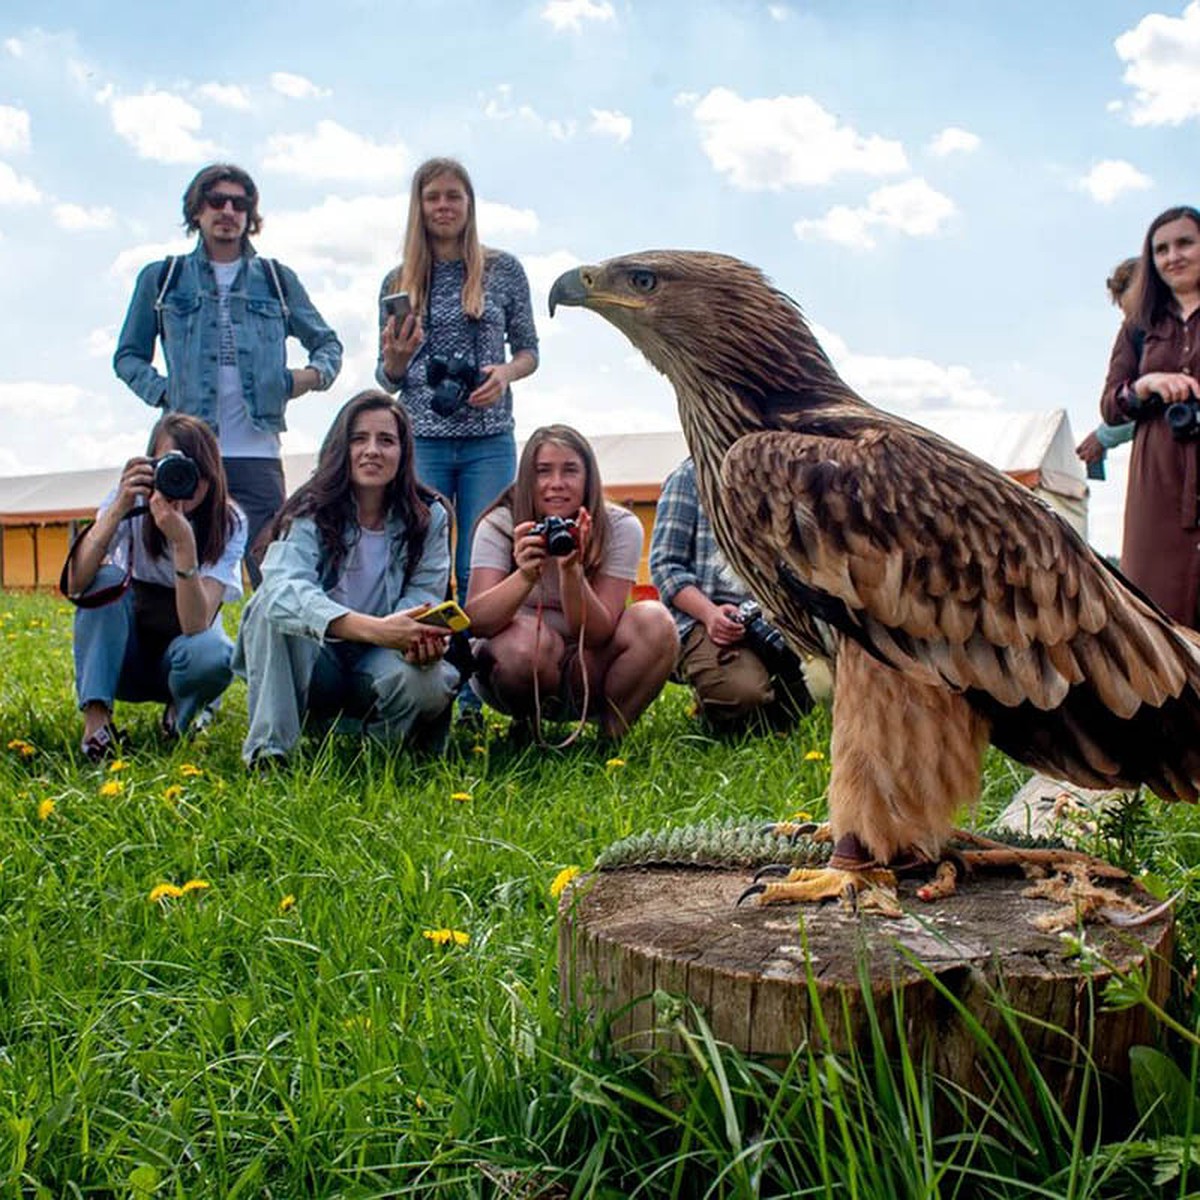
[73,566,234,732]
[236,595,458,763]
[413,433,516,604]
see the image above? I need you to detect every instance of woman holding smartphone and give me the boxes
[235,390,458,767]
[464,425,678,742]
[376,157,539,723]
[70,412,246,760]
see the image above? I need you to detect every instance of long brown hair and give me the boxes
[1131,205,1200,330]
[271,390,438,584]
[481,425,610,577]
[389,157,490,320]
[143,413,238,565]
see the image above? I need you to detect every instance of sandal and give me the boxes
[81,722,119,763]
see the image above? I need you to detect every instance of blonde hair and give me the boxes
[392,157,488,320]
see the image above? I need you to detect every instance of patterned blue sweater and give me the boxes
[375,251,539,438]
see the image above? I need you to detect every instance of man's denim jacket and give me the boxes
[113,242,344,434]
[248,504,452,644]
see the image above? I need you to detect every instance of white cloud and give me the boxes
[589,107,632,143]
[0,105,31,153]
[541,0,616,33]
[0,160,41,204]
[54,203,116,231]
[86,327,118,359]
[795,178,956,249]
[270,71,331,100]
[109,238,194,285]
[1078,158,1152,204]
[196,82,252,110]
[928,126,980,156]
[483,86,576,140]
[768,5,791,20]
[107,89,220,163]
[815,324,1003,411]
[477,200,540,240]
[4,37,24,57]
[688,87,908,190]
[1114,1,1200,125]
[0,382,89,417]
[262,119,407,182]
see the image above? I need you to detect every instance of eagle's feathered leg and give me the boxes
[747,642,990,907]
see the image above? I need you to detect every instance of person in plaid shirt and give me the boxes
[649,457,812,731]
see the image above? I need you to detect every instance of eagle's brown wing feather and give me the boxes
[720,428,1200,799]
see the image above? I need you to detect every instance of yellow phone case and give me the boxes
[417,600,470,633]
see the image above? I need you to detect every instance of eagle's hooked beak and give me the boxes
[548,266,592,317]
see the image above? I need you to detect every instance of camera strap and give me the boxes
[530,596,591,750]
[59,511,140,609]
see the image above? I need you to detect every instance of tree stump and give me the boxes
[559,865,1173,1106]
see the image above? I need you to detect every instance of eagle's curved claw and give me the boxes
[760,820,821,841]
[1105,888,1183,928]
[752,863,794,882]
[736,883,767,906]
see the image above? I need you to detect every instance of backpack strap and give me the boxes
[261,257,291,324]
[153,255,181,342]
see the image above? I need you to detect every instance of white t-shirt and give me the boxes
[328,527,392,616]
[213,259,281,460]
[97,488,247,604]
[470,503,643,634]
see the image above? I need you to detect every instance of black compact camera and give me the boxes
[531,515,578,557]
[152,451,199,500]
[735,600,796,667]
[426,352,480,418]
[1166,398,1200,442]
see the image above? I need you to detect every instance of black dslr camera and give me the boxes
[1166,398,1200,442]
[531,515,578,556]
[152,451,199,500]
[426,352,480,418]
[734,600,797,668]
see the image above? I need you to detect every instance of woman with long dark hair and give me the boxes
[465,425,677,741]
[70,412,246,760]
[1101,205,1200,626]
[235,390,457,766]
[376,157,539,721]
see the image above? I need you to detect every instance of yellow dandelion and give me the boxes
[605,757,626,770]
[549,865,581,899]
[37,798,55,821]
[162,784,184,802]
[279,893,296,913]
[180,879,210,895]
[787,810,813,823]
[7,738,34,757]
[414,1094,426,1111]
[148,882,184,902]
[422,928,469,947]
[99,780,123,798]
[472,744,486,755]
[450,791,472,803]
[179,764,203,778]
[804,750,826,762]
[108,759,128,773]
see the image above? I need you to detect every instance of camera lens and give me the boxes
[153,452,199,500]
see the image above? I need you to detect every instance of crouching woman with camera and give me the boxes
[235,391,458,768]
[68,413,246,761]
[465,425,678,741]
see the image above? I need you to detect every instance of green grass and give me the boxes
[1,590,1199,1198]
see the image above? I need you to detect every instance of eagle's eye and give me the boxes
[628,269,657,293]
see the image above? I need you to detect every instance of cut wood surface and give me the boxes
[559,865,1173,1096]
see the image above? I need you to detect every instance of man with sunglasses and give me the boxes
[114,163,343,585]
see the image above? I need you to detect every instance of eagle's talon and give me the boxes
[752,863,795,882]
[736,883,767,907]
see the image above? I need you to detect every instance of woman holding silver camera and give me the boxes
[465,425,677,742]
[376,158,539,726]
[1101,205,1200,626]
[69,413,246,761]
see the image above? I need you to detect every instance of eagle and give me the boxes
[550,251,1200,902]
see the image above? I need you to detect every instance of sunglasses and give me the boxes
[204,192,253,214]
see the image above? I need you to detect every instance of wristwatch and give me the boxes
[175,565,199,580]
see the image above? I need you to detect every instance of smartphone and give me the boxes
[382,291,412,325]
[416,599,470,633]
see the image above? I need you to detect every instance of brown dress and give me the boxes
[1101,308,1200,627]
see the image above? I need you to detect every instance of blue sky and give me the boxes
[2,0,1198,556]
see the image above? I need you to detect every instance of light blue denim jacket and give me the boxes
[247,504,451,644]
[113,242,343,433]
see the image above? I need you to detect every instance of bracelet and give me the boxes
[175,565,199,580]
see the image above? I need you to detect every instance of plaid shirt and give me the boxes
[649,458,750,638]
